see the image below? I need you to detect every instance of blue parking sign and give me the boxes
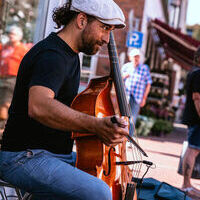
[126,31,143,48]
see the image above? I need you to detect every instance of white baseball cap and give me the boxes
[69,0,126,28]
[128,48,140,57]
[7,25,23,40]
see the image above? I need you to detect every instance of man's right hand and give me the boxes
[94,116,129,146]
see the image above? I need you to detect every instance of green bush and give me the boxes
[136,116,155,136]
[151,119,173,136]
[140,107,156,118]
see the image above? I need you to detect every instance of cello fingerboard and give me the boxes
[108,32,131,118]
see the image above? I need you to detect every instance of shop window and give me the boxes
[80,55,92,84]
[82,55,91,69]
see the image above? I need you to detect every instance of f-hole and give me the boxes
[103,147,115,176]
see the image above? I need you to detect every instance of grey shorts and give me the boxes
[0,77,16,105]
[188,125,200,150]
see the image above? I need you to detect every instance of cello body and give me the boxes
[71,76,137,200]
[71,32,138,200]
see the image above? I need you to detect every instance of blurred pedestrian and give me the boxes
[176,94,186,122]
[0,25,29,130]
[121,48,152,136]
[182,46,200,198]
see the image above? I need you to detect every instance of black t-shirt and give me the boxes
[1,32,80,154]
[182,66,200,126]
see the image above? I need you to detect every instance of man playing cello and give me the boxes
[0,0,129,199]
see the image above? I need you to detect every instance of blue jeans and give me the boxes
[129,95,140,137]
[188,125,200,150]
[0,149,111,200]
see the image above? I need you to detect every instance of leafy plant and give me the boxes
[151,119,173,136]
[136,116,155,136]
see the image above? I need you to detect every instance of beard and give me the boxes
[79,27,103,55]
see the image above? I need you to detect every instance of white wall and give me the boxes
[178,0,188,33]
[168,0,188,32]
[34,0,66,43]
[44,0,66,38]
[140,0,166,63]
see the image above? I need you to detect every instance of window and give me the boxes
[80,55,92,83]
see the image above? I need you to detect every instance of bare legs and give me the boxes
[182,147,200,198]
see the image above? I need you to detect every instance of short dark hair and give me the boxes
[194,46,200,66]
[52,2,96,29]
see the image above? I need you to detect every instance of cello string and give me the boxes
[108,36,129,197]
[109,39,136,196]
[109,40,143,180]
[108,36,133,197]
[108,32,146,196]
[109,42,144,155]
[133,130,143,179]
[109,38,130,118]
[114,48,143,182]
[129,109,143,179]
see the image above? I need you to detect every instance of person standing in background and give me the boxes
[0,25,29,130]
[121,48,152,136]
[182,46,200,199]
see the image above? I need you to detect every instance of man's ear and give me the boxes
[76,12,87,29]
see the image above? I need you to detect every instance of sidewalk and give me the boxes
[136,123,200,197]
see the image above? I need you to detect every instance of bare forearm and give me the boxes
[28,86,129,146]
[28,86,98,133]
[143,83,151,100]
[30,97,97,132]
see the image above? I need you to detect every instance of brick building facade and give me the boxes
[96,0,145,76]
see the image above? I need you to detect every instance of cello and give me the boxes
[71,31,146,200]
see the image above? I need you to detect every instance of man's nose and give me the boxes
[102,32,110,44]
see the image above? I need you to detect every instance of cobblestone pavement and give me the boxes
[134,123,200,199]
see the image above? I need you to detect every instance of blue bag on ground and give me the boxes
[135,178,191,200]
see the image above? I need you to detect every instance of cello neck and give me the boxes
[108,31,130,118]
